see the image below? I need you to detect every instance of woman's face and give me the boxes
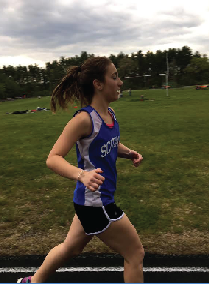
[102,63,123,102]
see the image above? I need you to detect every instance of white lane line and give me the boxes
[0,267,209,273]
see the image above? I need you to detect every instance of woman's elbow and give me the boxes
[46,158,50,168]
[46,156,53,168]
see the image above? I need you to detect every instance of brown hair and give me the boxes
[51,56,112,112]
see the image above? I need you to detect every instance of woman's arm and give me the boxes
[117,142,131,159]
[46,111,105,191]
[46,111,91,180]
[117,142,143,167]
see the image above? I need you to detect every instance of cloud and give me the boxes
[1,1,134,47]
[0,0,208,67]
[0,0,142,57]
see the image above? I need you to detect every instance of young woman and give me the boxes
[17,57,144,283]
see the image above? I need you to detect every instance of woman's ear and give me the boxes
[93,79,103,91]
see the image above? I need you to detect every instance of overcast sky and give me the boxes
[1,0,209,68]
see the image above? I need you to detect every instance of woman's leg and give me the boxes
[97,214,145,283]
[32,214,93,283]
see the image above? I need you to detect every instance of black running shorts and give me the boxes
[74,202,124,235]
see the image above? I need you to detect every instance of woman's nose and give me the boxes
[119,78,123,85]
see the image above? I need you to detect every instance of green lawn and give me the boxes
[0,88,209,255]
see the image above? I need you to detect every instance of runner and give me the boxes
[17,56,144,283]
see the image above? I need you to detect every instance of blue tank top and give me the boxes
[73,105,120,207]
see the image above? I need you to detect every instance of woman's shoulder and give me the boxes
[66,110,92,138]
[73,110,92,125]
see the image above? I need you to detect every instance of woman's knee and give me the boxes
[125,246,145,266]
[61,241,83,257]
[139,247,145,261]
[134,246,145,263]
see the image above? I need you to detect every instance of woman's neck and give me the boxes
[90,98,110,116]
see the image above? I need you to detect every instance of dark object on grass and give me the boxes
[6,107,50,114]
[12,110,28,114]
[36,107,50,111]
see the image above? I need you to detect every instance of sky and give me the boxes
[0,0,209,68]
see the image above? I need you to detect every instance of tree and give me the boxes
[176,46,193,72]
[5,76,21,98]
[117,57,137,79]
[109,54,118,68]
[0,83,6,100]
[184,57,209,84]
[0,48,208,94]
[131,50,145,76]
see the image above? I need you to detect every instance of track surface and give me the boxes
[0,253,209,283]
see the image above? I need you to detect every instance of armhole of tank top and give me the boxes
[76,110,94,140]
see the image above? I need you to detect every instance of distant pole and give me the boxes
[166,53,169,96]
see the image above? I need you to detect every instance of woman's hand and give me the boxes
[129,150,143,167]
[79,168,105,192]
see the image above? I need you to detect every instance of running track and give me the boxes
[0,253,209,283]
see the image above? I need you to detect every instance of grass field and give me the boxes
[0,87,209,255]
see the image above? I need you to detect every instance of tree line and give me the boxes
[0,46,209,100]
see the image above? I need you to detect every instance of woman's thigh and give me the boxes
[63,214,93,253]
[97,213,144,260]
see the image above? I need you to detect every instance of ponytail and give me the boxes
[50,66,82,113]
